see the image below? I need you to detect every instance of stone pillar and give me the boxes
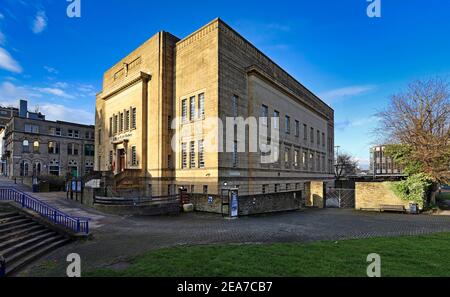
[305,181,325,208]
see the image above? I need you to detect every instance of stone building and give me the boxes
[0,105,19,130]
[95,18,334,196]
[370,145,404,178]
[2,100,95,178]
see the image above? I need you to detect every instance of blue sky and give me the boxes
[0,0,449,168]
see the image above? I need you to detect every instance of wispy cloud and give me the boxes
[335,116,378,131]
[0,47,22,73]
[0,81,40,102]
[39,104,94,125]
[44,65,58,74]
[320,85,375,104]
[32,10,47,34]
[34,87,75,99]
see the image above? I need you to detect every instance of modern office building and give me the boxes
[370,145,404,178]
[95,18,335,196]
[1,100,95,178]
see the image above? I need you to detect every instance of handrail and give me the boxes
[0,187,89,235]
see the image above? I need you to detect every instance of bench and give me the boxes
[380,205,406,213]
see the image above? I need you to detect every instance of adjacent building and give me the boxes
[1,100,95,178]
[370,145,404,178]
[95,18,335,196]
[0,105,19,130]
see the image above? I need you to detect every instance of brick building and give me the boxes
[370,145,404,178]
[95,18,334,196]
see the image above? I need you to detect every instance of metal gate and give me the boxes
[325,188,355,208]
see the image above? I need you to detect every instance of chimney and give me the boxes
[19,100,28,118]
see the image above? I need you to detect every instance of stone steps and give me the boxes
[0,206,72,276]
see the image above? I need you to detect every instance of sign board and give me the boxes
[230,190,239,218]
[208,196,213,205]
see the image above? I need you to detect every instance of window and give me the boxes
[190,141,196,168]
[25,124,39,134]
[109,117,113,136]
[189,96,196,121]
[285,116,290,134]
[181,99,187,123]
[109,151,113,166]
[310,128,314,143]
[295,120,300,137]
[56,127,62,136]
[274,184,280,193]
[68,129,74,138]
[49,166,59,176]
[168,154,172,168]
[84,144,95,157]
[74,130,79,138]
[273,110,280,129]
[286,184,291,191]
[261,105,268,126]
[198,140,205,168]
[233,141,238,167]
[113,115,118,134]
[203,185,208,194]
[198,93,205,119]
[317,130,320,146]
[68,143,79,155]
[119,113,124,132]
[49,127,56,135]
[125,110,130,130]
[85,131,90,139]
[181,143,187,169]
[131,108,137,129]
[309,153,314,170]
[262,185,268,194]
[22,140,29,153]
[294,150,299,167]
[284,148,290,168]
[303,124,307,141]
[232,95,238,118]
[33,141,40,153]
[131,146,137,166]
[48,142,59,154]
[317,154,321,171]
[302,152,307,169]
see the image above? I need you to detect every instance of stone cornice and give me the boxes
[101,72,151,101]
[175,18,219,50]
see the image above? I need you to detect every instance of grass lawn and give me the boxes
[86,232,450,277]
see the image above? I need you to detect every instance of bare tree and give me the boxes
[335,153,358,180]
[376,77,450,183]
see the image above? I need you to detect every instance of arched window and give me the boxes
[23,140,29,153]
[33,162,42,176]
[24,162,29,176]
[33,141,40,153]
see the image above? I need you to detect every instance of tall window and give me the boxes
[317,130,320,146]
[261,105,268,126]
[33,141,40,153]
[303,124,307,141]
[273,111,280,129]
[109,151,113,166]
[125,110,130,130]
[113,115,118,134]
[189,141,196,168]
[131,108,137,129]
[84,144,95,157]
[322,133,325,147]
[22,140,29,153]
[74,130,79,138]
[119,113,124,132]
[48,142,59,154]
[302,151,307,169]
[181,143,187,169]
[198,93,205,119]
[295,120,300,137]
[310,127,314,143]
[181,99,187,123]
[68,143,79,155]
[284,148,290,168]
[309,153,314,170]
[294,150,299,167]
[285,116,290,134]
[131,146,137,166]
[232,95,238,118]
[25,124,39,134]
[198,140,205,168]
[189,96,196,121]
[109,117,113,136]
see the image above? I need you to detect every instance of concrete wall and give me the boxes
[355,182,411,210]
[191,190,302,216]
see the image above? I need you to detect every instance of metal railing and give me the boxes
[0,187,89,235]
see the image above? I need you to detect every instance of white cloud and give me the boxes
[34,87,74,99]
[320,85,375,103]
[53,82,68,89]
[0,82,40,103]
[0,47,22,73]
[32,11,47,34]
[44,65,58,74]
[39,104,94,125]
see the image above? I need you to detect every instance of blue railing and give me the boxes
[0,187,89,235]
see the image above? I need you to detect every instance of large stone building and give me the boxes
[370,145,404,178]
[0,105,19,130]
[95,18,334,196]
[1,100,95,178]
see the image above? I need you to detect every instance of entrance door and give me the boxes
[118,149,126,172]
[70,166,78,178]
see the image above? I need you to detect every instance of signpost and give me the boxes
[230,189,239,218]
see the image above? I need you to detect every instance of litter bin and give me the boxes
[409,203,419,214]
[32,184,40,193]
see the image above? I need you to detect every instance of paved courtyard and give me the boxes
[3,177,450,276]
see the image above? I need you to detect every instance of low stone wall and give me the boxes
[355,182,414,211]
[191,191,302,216]
[305,181,325,208]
